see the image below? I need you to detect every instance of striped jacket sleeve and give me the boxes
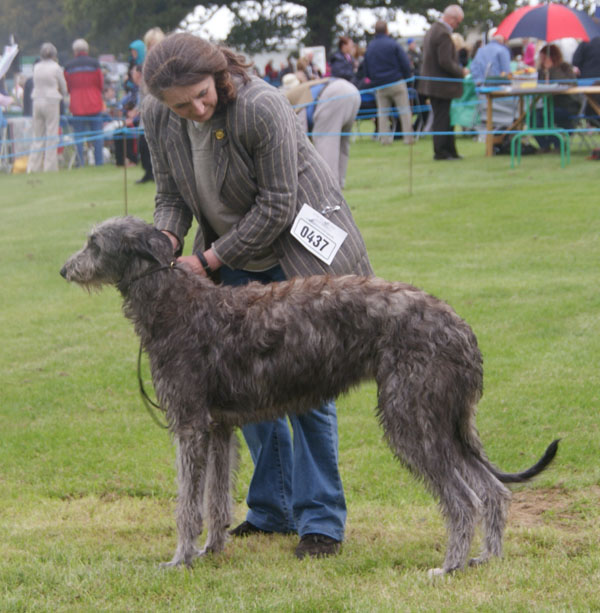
[141,96,194,249]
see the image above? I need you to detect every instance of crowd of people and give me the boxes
[1,28,167,181]
[3,3,600,179]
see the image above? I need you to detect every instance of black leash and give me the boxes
[129,259,178,284]
[137,342,170,430]
[131,260,181,430]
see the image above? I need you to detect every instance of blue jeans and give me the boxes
[220,265,346,541]
[70,114,104,166]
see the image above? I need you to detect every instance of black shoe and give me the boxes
[294,534,341,559]
[433,153,453,160]
[136,174,154,184]
[229,520,272,537]
[450,152,463,160]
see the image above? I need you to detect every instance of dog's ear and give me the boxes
[122,227,172,264]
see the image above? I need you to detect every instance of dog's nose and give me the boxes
[60,266,67,279]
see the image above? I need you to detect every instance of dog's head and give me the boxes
[60,216,174,291]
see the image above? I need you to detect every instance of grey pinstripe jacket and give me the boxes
[141,77,372,278]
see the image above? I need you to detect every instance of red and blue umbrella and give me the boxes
[496,3,600,42]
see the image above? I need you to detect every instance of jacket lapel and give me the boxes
[211,113,229,195]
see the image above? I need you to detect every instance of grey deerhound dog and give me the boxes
[60,216,558,575]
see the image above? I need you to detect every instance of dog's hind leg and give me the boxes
[377,379,481,575]
[427,464,482,576]
[162,431,208,568]
[466,463,511,567]
[199,425,237,556]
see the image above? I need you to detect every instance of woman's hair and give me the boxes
[338,36,351,51]
[296,57,309,72]
[143,27,166,51]
[143,33,252,105]
[40,42,58,60]
[539,44,564,67]
[451,32,466,51]
[470,39,482,60]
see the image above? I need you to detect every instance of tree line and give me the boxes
[2,0,596,61]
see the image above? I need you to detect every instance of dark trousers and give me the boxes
[534,107,574,150]
[114,134,137,166]
[429,96,458,158]
[138,134,153,179]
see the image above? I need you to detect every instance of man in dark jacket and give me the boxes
[418,5,467,160]
[572,36,600,118]
[64,38,104,166]
[364,21,414,144]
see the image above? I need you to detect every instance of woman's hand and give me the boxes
[178,255,204,275]
[178,249,221,277]
[161,230,180,253]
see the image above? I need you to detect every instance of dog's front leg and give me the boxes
[198,425,236,556]
[162,430,208,568]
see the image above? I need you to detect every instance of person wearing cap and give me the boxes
[142,33,372,560]
[26,42,68,173]
[406,39,422,76]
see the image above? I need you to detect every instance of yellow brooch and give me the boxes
[215,129,225,140]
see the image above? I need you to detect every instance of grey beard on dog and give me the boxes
[60,216,558,575]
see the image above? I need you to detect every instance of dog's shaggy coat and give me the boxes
[61,217,558,574]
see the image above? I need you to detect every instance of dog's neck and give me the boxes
[120,265,216,344]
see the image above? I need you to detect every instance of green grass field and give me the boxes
[1,139,599,611]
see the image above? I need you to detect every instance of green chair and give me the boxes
[509,92,571,168]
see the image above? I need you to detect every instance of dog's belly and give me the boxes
[207,345,377,424]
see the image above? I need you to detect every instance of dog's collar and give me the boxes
[127,260,179,285]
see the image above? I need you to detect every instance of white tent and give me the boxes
[0,43,19,80]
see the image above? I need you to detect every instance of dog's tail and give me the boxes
[487,439,560,484]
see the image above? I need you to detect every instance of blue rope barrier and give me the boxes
[4,122,600,161]
[2,74,599,162]
[0,125,144,161]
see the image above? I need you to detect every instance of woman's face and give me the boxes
[341,40,354,56]
[540,52,553,69]
[162,76,219,122]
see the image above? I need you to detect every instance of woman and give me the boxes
[535,44,580,152]
[134,27,166,184]
[294,56,310,83]
[451,32,469,68]
[329,36,357,83]
[142,33,372,559]
[27,43,68,173]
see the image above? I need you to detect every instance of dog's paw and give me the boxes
[468,556,489,567]
[159,547,202,569]
[197,541,226,557]
[427,567,448,579]
[197,533,227,557]
[159,559,189,570]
